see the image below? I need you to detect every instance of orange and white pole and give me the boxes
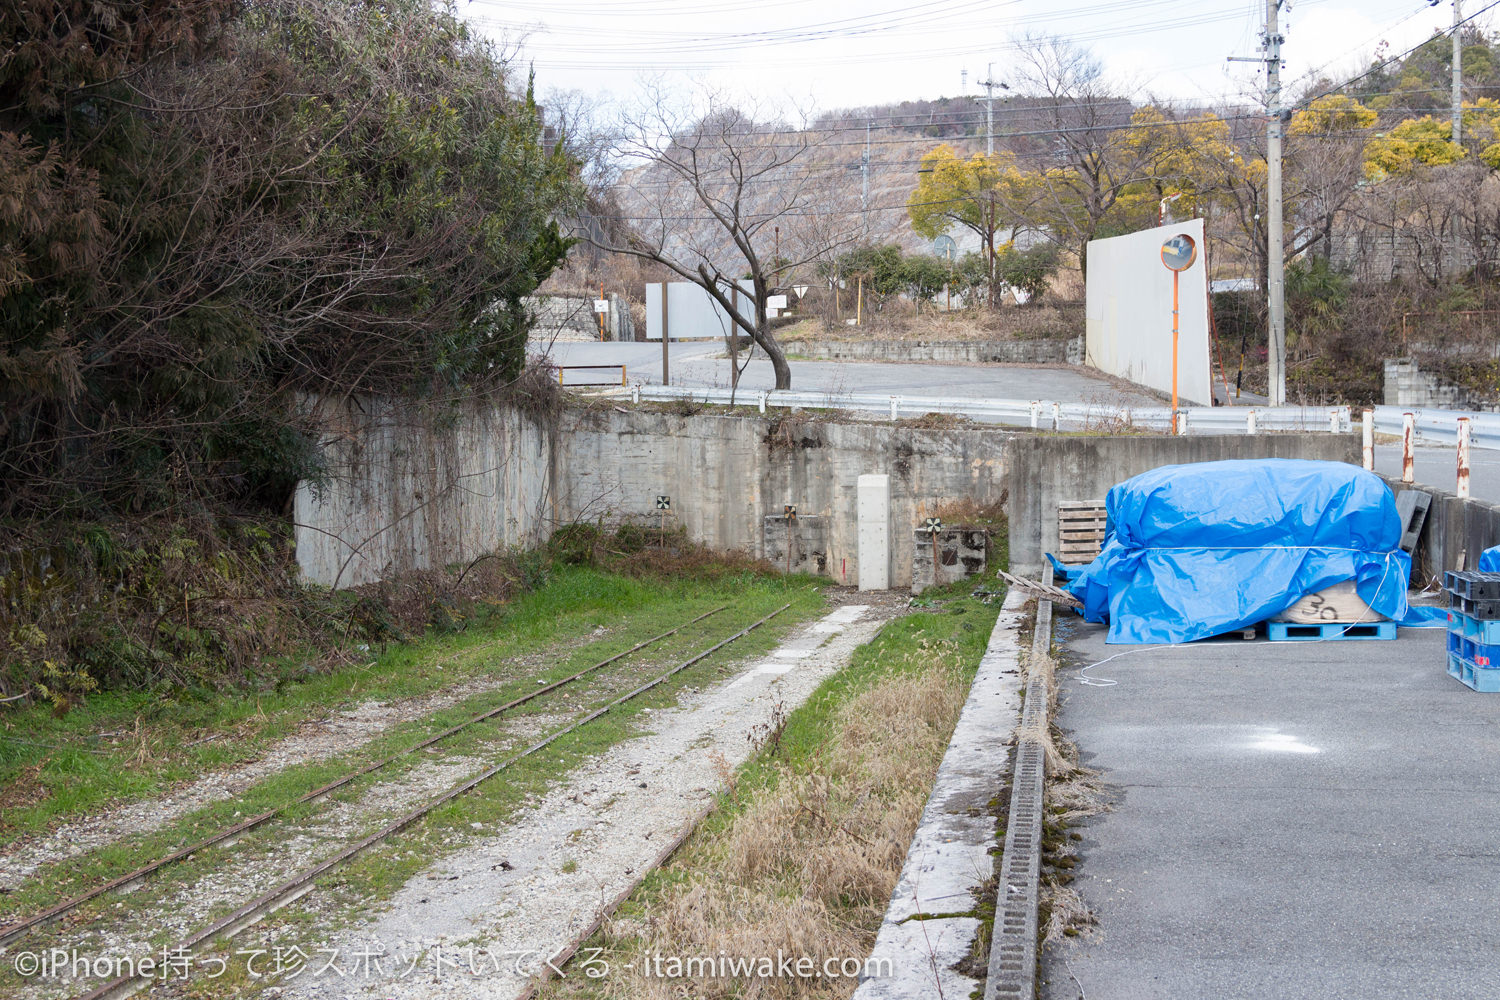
[1458,416,1471,498]
[1171,268,1180,423]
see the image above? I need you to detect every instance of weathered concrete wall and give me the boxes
[295,396,1363,590]
[780,337,1083,366]
[294,398,554,588]
[1004,433,1362,576]
[1381,477,1500,586]
[555,409,1008,588]
[1384,358,1500,412]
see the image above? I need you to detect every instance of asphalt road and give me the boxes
[1043,618,1500,1000]
[535,339,1159,406]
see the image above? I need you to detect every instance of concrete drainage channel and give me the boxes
[986,587,1052,1000]
[856,580,1053,1000]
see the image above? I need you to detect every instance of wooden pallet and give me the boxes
[997,570,1084,609]
[1057,501,1107,565]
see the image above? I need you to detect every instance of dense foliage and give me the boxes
[0,1,577,518]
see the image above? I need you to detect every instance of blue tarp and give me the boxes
[1058,459,1447,644]
[1480,545,1500,573]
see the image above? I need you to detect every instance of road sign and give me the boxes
[593,299,610,313]
[656,495,670,510]
[784,504,797,520]
[925,517,944,534]
[793,285,809,299]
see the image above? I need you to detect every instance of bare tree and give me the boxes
[1010,35,1144,274]
[591,82,862,389]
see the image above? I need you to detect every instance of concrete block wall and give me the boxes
[912,527,989,594]
[1384,358,1500,412]
[779,337,1082,366]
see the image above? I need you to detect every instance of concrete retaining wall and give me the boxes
[296,397,1362,589]
[294,397,554,588]
[780,337,1083,366]
[1381,477,1500,585]
[1004,434,1362,576]
[557,409,1007,588]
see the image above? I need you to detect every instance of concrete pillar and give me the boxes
[857,474,890,591]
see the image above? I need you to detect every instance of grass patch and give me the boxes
[540,576,1004,1000]
[0,529,819,850]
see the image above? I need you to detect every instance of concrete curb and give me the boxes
[984,579,1053,1000]
[853,590,1027,1000]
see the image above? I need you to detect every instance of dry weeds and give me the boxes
[589,661,971,999]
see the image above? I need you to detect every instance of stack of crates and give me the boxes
[1444,570,1500,692]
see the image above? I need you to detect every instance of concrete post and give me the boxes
[1247,410,1257,435]
[1029,402,1040,429]
[1175,411,1187,436]
[857,474,890,591]
[758,391,768,414]
[1329,409,1340,434]
[1362,408,1374,470]
[889,396,900,421]
[1051,402,1060,430]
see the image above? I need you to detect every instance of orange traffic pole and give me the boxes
[598,282,605,341]
[1171,268,1180,421]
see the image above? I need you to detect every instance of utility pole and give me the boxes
[862,120,871,222]
[1454,0,1464,145]
[1454,0,1465,278]
[1265,0,1287,407]
[975,63,1007,156]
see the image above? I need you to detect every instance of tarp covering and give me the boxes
[1480,545,1500,573]
[1062,459,1446,644]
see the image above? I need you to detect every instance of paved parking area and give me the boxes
[1043,617,1500,1000]
[536,340,1158,406]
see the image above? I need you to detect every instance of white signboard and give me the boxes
[767,294,788,310]
[593,299,609,314]
[1085,218,1213,406]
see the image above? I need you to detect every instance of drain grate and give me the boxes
[984,580,1053,1000]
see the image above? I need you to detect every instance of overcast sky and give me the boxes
[465,0,1493,114]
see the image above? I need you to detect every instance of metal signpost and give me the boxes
[656,495,670,546]
[1160,233,1198,431]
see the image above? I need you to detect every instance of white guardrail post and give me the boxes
[1458,416,1472,498]
[1402,412,1416,483]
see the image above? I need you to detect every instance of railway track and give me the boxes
[5,603,790,1000]
[0,607,731,952]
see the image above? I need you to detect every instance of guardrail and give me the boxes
[615,383,1500,451]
